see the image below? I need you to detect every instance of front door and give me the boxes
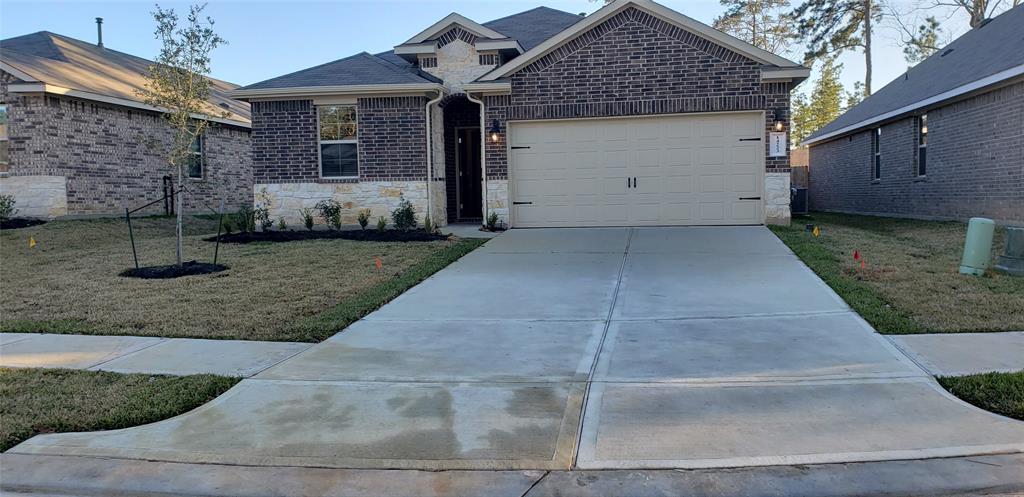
[457,127,482,220]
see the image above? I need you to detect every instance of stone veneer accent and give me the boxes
[809,81,1022,224]
[257,180,446,228]
[423,38,496,93]
[0,175,67,218]
[3,83,252,216]
[765,172,791,225]
[486,179,509,226]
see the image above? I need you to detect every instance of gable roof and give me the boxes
[483,7,584,51]
[238,52,439,93]
[1,31,250,126]
[804,4,1024,145]
[480,0,803,81]
[403,13,508,45]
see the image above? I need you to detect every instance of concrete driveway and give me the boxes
[10,227,1024,470]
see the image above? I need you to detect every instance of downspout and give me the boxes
[424,89,446,225]
[464,92,486,226]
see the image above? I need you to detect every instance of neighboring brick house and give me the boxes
[0,31,252,218]
[804,5,1023,224]
[234,0,809,228]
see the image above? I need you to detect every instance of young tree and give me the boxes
[712,0,798,55]
[790,57,846,145]
[138,3,227,266]
[792,0,883,95]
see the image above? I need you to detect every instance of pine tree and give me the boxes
[712,0,798,54]
[791,57,846,145]
[792,0,883,95]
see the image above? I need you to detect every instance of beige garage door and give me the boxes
[508,112,765,227]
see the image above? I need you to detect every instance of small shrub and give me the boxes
[391,196,417,231]
[315,199,343,230]
[486,211,499,230]
[220,218,233,235]
[277,217,287,231]
[299,208,315,231]
[424,215,433,234]
[0,195,17,221]
[234,206,255,233]
[376,216,387,232]
[255,207,272,232]
[357,208,371,230]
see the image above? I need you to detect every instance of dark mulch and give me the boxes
[205,229,450,244]
[0,218,47,230]
[119,261,229,279]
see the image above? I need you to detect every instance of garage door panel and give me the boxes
[510,113,763,227]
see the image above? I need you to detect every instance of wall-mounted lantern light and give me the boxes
[773,108,785,131]
[489,120,501,143]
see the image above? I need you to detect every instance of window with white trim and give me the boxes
[872,127,882,180]
[186,131,204,178]
[916,115,927,177]
[0,104,8,171]
[318,105,358,178]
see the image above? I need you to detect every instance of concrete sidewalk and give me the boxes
[0,333,311,377]
[889,332,1024,376]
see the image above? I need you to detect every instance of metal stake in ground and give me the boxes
[125,207,139,269]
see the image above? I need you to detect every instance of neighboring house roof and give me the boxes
[239,52,441,92]
[482,7,584,51]
[0,31,251,127]
[804,4,1024,146]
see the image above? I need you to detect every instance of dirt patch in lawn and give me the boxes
[771,212,1024,333]
[207,229,448,244]
[0,368,238,452]
[0,218,47,230]
[120,261,229,279]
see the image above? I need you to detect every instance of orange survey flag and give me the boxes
[375,256,383,271]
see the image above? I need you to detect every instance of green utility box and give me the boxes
[959,217,995,276]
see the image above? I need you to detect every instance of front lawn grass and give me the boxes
[938,371,1024,421]
[0,368,238,452]
[770,212,1023,334]
[1,217,486,341]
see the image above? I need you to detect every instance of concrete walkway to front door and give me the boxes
[9,227,1024,470]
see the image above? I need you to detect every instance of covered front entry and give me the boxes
[441,96,483,223]
[508,112,765,228]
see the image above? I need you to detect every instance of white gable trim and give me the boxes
[480,0,800,82]
[403,13,507,45]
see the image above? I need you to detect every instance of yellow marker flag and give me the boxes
[812,226,821,237]
[28,236,37,248]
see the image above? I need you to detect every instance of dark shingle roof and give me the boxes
[240,52,437,90]
[484,7,584,50]
[806,4,1024,143]
[0,31,250,124]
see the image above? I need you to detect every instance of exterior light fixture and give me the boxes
[489,120,501,142]
[773,108,785,131]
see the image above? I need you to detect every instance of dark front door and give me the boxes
[457,128,482,220]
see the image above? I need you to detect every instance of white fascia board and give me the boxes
[232,83,445,100]
[803,65,1024,146]
[394,43,436,56]
[761,67,811,81]
[404,13,506,44]
[462,81,512,94]
[475,39,524,53]
[481,0,800,82]
[6,83,251,128]
[0,61,39,82]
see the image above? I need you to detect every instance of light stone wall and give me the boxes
[486,179,509,226]
[423,41,496,92]
[765,172,791,225]
[429,180,447,227]
[256,181,439,228]
[0,175,68,218]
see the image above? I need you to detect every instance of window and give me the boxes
[318,105,358,178]
[479,53,499,65]
[0,104,8,171]
[917,115,927,177]
[419,56,437,68]
[186,132,204,178]
[872,127,882,180]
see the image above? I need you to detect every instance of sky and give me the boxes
[0,0,979,95]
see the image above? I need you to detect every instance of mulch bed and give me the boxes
[120,261,229,279]
[1,218,48,230]
[205,230,450,244]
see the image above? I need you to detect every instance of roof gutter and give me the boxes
[6,82,251,129]
[231,83,445,101]
[803,64,1024,146]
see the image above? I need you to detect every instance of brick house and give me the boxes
[804,5,1023,224]
[234,0,809,228]
[0,31,252,218]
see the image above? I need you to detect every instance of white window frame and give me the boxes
[916,115,927,177]
[187,131,204,179]
[0,103,9,169]
[316,105,359,179]
[872,127,882,181]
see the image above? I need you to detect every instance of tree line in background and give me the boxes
[707,0,1021,145]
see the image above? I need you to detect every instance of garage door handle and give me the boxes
[511,146,531,150]
[739,138,762,142]
[738,196,762,200]
[513,201,533,205]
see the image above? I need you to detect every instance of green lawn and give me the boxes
[1,217,486,342]
[0,368,239,452]
[939,371,1024,421]
[770,212,1024,334]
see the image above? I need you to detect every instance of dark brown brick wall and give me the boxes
[484,6,792,179]
[250,96,428,184]
[5,91,252,215]
[808,81,1023,222]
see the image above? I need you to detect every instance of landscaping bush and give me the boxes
[0,195,17,222]
[357,208,371,230]
[376,216,387,232]
[299,208,315,231]
[277,217,287,231]
[486,211,499,231]
[316,199,343,230]
[391,196,417,231]
[424,215,433,234]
